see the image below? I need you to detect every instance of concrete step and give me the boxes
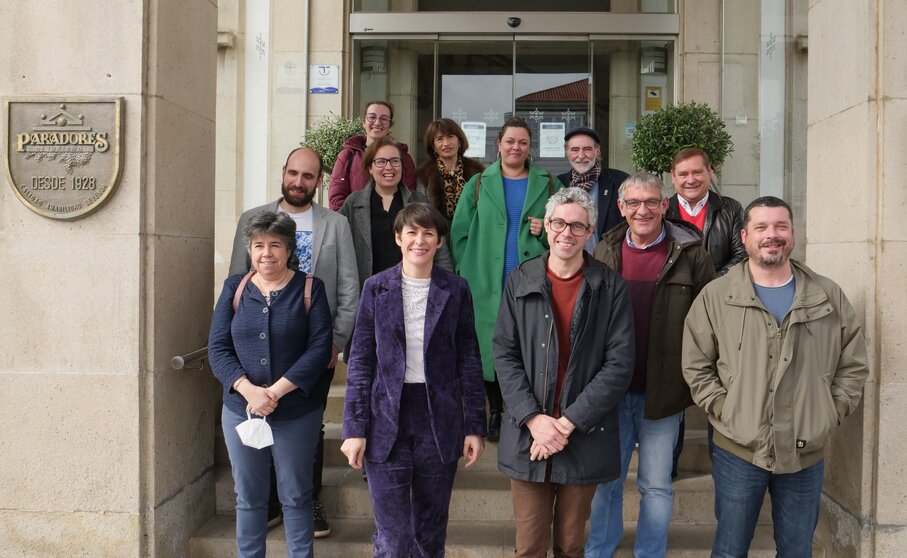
[215,462,771,525]
[189,516,820,558]
[684,405,709,430]
[324,384,347,424]
[332,360,347,385]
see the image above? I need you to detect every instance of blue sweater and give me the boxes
[209,271,333,420]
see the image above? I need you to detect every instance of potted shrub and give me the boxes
[631,101,734,174]
[300,113,363,184]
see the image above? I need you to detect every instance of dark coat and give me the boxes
[328,134,417,211]
[666,191,747,275]
[342,263,487,465]
[492,253,635,485]
[414,156,485,221]
[558,167,629,241]
[338,181,452,292]
[209,272,334,420]
[593,220,716,420]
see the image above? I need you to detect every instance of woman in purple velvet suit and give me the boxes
[341,202,487,557]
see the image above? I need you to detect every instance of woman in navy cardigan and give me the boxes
[209,211,333,558]
[341,203,487,557]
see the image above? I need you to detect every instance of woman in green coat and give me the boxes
[450,116,563,442]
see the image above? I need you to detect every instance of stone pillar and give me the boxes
[0,2,219,556]
[607,43,640,174]
[808,0,906,555]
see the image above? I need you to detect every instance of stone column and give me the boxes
[808,0,907,555]
[0,1,219,556]
[607,42,640,174]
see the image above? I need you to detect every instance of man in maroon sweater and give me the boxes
[588,172,714,557]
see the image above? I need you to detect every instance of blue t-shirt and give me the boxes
[753,276,796,325]
[502,177,529,286]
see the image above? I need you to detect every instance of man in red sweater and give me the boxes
[588,173,714,557]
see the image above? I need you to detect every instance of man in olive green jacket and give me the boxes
[682,196,869,557]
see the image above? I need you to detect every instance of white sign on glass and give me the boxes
[462,122,487,159]
[539,122,566,158]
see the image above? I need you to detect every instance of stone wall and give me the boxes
[0,1,219,556]
[809,0,907,554]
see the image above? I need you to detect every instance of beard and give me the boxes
[281,183,316,208]
[571,158,596,174]
[749,239,791,267]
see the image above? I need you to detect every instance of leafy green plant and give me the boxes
[631,102,734,174]
[300,113,363,172]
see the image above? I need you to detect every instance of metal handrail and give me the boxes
[171,346,209,371]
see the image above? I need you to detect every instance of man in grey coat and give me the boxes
[229,146,359,538]
[493,188,634,558]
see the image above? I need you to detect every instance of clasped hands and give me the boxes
[244,385,279,416]
[527,414,575,461]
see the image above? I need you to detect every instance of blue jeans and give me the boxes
[585,392,681,558]
[711,445,824,558]
[222,405,321,558]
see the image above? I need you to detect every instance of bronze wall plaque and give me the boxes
[3,97,124,220]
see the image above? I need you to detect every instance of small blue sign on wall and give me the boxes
[309,65,339,94]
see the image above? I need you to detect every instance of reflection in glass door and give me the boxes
[513,41,590,176]
[352,37,674,177]
[437,41,513,167]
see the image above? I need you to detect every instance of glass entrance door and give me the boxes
[352,36,674,176]
[434,39,591,175]
[513,40,590,176]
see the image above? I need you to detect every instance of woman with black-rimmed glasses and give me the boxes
[339,136,451,292]
[329,100,416,211]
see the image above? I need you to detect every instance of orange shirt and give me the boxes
[547,263,584,416]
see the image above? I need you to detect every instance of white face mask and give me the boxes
[235,407,274,449]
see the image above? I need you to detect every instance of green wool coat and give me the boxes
[449,160,563,381]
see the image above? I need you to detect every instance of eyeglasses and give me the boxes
[372,157,402,168]
[548,218,591,235]
[621,198,663,210]
[365,113,391,125]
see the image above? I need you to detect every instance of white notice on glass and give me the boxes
[462,122,487,159]
[539,122,566,158]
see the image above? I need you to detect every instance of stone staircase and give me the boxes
[189,363,824,557]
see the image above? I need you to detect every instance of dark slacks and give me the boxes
[366,383,459,558]
[510,477,596,558]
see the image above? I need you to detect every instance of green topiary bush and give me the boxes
[631,102,734,174]
[300,113,363,173]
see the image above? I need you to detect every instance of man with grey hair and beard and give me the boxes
[682,196,869,557]
[557,127,628,252]
[229,146,359,538]
[494,187,634,558]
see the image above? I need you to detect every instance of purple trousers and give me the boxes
[366,383,459,558]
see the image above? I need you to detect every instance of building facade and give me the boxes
[0,0,903,556]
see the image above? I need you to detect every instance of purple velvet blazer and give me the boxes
[342,263,487,464]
